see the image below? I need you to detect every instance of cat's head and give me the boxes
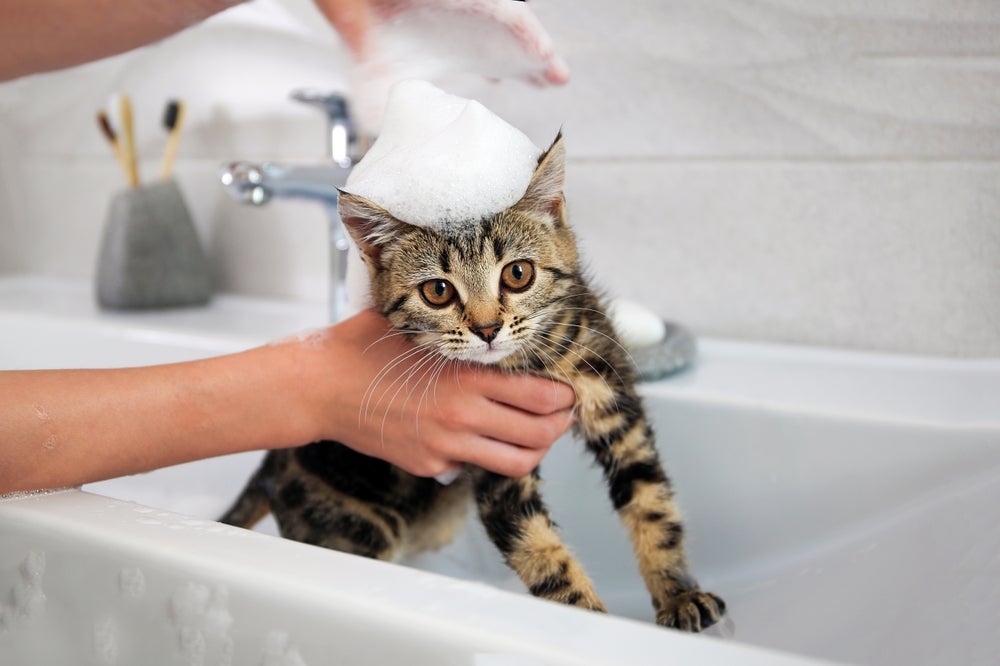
[339,133,579,365]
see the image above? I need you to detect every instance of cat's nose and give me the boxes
[471,321,502,344]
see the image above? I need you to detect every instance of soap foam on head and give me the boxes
[344,80,541,229]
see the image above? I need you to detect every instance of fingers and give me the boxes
[465,367,576,416]
[332,310,576,479]
[313,0,371,57]
[438,434,551,479]
[469,399,575,451]
[427,398,574,477]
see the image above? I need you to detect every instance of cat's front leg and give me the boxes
[580,390,725,631]
[472,469,607,613]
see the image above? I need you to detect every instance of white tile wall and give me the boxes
[0,0,998,356]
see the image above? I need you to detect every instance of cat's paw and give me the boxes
[569,592,608,614]
[655,591,726,632]
[546,587,607,613]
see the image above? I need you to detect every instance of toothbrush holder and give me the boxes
[95,180,212,309]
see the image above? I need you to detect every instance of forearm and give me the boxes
[0,309,574,494]
[0,341,316,494]
[0,0,244,82]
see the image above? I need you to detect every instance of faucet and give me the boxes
[220,90,366,321]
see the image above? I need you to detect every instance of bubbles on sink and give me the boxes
[118,566,146,600]
[169,581,235,666]
[92,615,119,664]
[15,550,46,618]
[0,487,72,502]
[0,549,47,633]
[263,630,308,666]
[178,626,208,666]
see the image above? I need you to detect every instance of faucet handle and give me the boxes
[291,89,357,168]
[220,161,271,205]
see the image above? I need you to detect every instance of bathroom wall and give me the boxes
[0,0,998,357]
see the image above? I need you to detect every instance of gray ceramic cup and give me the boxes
[96,180,212,309]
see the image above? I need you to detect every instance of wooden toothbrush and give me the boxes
[117,94,140,187]
[96,110,132,184]
[159,99,185,180]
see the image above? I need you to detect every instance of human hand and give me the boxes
[315,0,569,85]
[313,0,569,133]
[294,309,575,479]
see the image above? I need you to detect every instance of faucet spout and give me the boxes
[219,162,348,206]
[219,91,367,323]
[290,89,359,167]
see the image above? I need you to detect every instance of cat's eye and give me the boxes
[501,260,535,292]
[420,279,456,307]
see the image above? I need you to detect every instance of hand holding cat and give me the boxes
[290,309,577,479]
[0,308,572,495]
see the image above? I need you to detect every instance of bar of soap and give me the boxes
[609,299,666,350]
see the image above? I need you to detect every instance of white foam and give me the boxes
[351,1,569,134]
[344,80,540,229]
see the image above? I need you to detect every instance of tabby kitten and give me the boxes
[220,134,725,631]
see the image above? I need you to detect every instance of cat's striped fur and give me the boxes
[220,134,725,631]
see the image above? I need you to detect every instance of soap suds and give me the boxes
[269,327,333,349]
[92,615,119,665]
[169,582,234,666]
[33,404,58,452]
[119,566,147,600]
[352,0,569,134]
[341,80,543,314]
[345,80,540,228]
[263,631,308,666]
[1,550,47,632]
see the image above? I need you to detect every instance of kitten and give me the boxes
[220,134,725,631]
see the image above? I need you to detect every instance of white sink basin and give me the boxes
[2,276,997,666]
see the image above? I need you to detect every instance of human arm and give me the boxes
[1,0,567,85]
[0,0,243,82]
[0,309,575,494]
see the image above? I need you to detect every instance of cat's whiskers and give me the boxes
[523,301,635,390]
[400,351,451,439]
[361,339,440,426]
[361,341,434,422]
[414,354,453,437]
[516,342,577,404]
[526,331,622,415]
[375,346,445,447]
[546,318,639,378]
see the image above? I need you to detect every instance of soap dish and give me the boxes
[628,321,697,382]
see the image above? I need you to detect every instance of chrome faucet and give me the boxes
[220,90,367,321]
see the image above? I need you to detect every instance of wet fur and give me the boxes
[220,134,725,631]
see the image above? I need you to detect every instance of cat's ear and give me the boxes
[515,131,566,221]
[338,191,411,266]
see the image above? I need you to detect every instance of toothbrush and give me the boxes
[159,99,185,180]
[116,94,140,187]
[96,110,131,184]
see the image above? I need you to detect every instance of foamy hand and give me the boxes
[371,0,569,85]
[315,0,569,132]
